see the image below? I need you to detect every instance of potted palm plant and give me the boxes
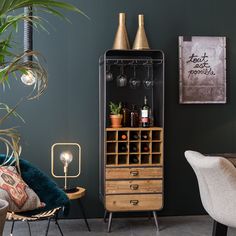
[109,101,123,128]
[0,1,87,165]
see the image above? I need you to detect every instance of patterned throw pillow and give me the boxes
[0,166,45,212]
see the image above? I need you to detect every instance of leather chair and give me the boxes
[0,199,8,236]
[185,150,236,236]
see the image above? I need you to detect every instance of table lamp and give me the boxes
[51,143,81,193]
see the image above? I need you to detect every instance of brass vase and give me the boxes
[132,14,150,50]
[112,13,130,50]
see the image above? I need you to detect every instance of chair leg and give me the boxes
[26,221,31,236]
[55,218,64,236]
[107,212,113,233]
[45,218,51,236]
[10,220,15,236]
[104,210,108,223]
[153,211,159,231]
[78,199,91,231]
[212,220,228,236]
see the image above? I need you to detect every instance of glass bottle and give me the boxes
[141,96,150,127]
[149,108,154,127]
[121,103,130,127]
[141,133,149,140]
[130,155,139,164]
[142,143,149,152]
[130,105,139,127]
[130,143,138,152]
[131,133,139,140]
[119,143,127,152]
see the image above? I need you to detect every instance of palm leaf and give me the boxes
[1,50,48,100]
[0,127,21,171]
[0,99,24,125]
[0,103,25,123]
[0,0,89,19]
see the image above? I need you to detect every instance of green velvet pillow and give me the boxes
[0,155,69,216]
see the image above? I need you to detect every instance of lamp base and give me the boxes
[63,187,78,193]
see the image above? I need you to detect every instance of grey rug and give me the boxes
[3,215,236,236]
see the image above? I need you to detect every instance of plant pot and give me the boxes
[110,114,123,128]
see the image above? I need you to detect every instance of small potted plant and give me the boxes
[109,102,123,128]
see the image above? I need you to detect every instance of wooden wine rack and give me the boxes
[106,127,163,166]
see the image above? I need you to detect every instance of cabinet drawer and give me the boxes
[106,194,163,212]
[106,167,162,179]
[106,180,162,194]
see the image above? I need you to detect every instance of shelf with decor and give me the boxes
[99,49,164,233]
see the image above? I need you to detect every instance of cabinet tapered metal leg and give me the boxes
[104,210,108,222]
[107,212,113,233]
[153,211,159,231]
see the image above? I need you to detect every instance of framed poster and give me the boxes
[179,36,226,104]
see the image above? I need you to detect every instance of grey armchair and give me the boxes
[185,150,236,236]
[0,199,8,236]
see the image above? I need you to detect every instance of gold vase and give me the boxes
[112,13,130,50]
[132,14,150,50]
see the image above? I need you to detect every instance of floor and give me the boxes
[3,215,236,236]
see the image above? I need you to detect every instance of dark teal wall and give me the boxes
[2,0,236,218]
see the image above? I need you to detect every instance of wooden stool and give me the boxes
[66,187,91,231]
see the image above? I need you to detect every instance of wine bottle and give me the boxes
[141,96,150,127]
[130,155,139,164]
[119,144,127,152]
[130,105,139,127]
[141,134,149,140]
[130,144,138,152]
[131,134,139,140]
[142,144,149,152]
[120,134,127,140]
[121,103,130,127]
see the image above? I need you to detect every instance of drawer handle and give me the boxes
[130,184,139,190]
[130,200,139,205]
[130,171,139,176]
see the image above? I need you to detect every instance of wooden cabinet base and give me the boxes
[105,194,163,212]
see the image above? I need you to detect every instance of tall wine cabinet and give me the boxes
[99,50,164,232]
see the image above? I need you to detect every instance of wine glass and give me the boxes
[129,65,141,89]
[106,64,113,82]
[143,65,154,89]
[116,65,127,87]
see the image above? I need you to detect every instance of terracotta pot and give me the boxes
[110,114,123,128]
